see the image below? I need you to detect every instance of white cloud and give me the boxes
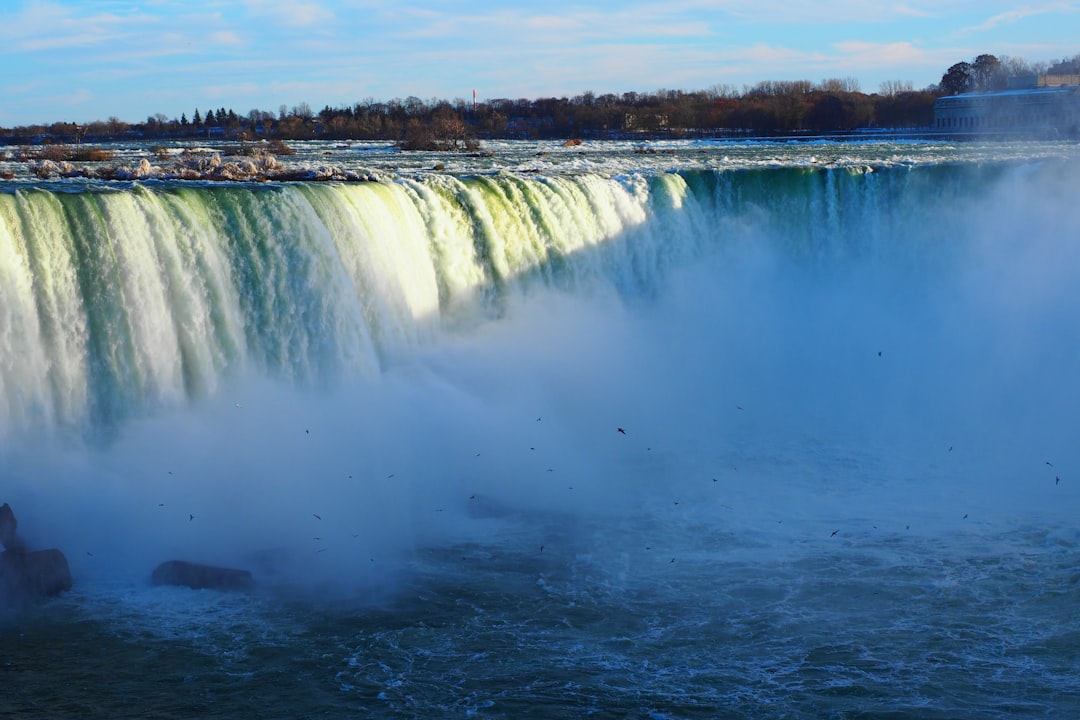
[954,3,1077,36]
[241,0,334,27]
[210,30,246,46]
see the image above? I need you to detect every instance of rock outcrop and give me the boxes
[151,560,255,592]
[0,503,72,607]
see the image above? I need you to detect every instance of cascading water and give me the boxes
[2,145,1079,718]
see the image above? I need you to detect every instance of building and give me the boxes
[933,74,1080,136]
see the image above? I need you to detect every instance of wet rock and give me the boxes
[151,560,255,591]
[0,503,72,607]
[1,549,72,601]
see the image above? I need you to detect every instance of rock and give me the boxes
[0,503,72,607]
[151,560,255,591]
[1,549,72,602]
[0,503,19,551]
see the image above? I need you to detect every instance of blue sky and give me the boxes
[1,0,1077,126]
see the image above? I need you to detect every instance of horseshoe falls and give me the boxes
[2,142,1080,719]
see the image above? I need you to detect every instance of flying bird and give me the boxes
[313,514,321,520]
[617,427,626,435]
[189,514,194,522]
[830,529,839,537]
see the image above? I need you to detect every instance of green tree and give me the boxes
[940,62,973,95]
[971,54,1004,91]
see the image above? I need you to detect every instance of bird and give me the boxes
[963,514,968,519]
[1046,461,1054,467]
[313,514,321,520]
[830,529,839,537]
[189,514,195,522]
[1056,476,1061,485]
[617,427,626,435]
[540,545,544,553]
[536,417,542,422]
[877,351,882,357]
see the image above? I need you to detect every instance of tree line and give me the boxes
[2,53,1076,147]
[939,53,1079,95]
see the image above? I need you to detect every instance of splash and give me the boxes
[1,160,1078,595]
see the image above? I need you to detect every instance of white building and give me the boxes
[933,78,1080,135]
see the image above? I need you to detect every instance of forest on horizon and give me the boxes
[2,52,1077,148]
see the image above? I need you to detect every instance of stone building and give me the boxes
[934,74,1080,136]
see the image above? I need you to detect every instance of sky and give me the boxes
[1,0,1077,127]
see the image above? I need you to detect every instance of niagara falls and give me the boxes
[1,137,1078,717]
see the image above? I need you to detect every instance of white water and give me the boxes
[0,150,1078,600]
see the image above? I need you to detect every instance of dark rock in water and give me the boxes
[0,502,22,552]
[1,549,73,602]
[0,503,72,607]
[151,560,255,591]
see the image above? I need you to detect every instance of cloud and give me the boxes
[832,40,929,68]
[210,30,246,46]
[241,0,334,27]
[953,2,1077,36]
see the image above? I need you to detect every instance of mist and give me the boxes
[3,159,1079,603]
